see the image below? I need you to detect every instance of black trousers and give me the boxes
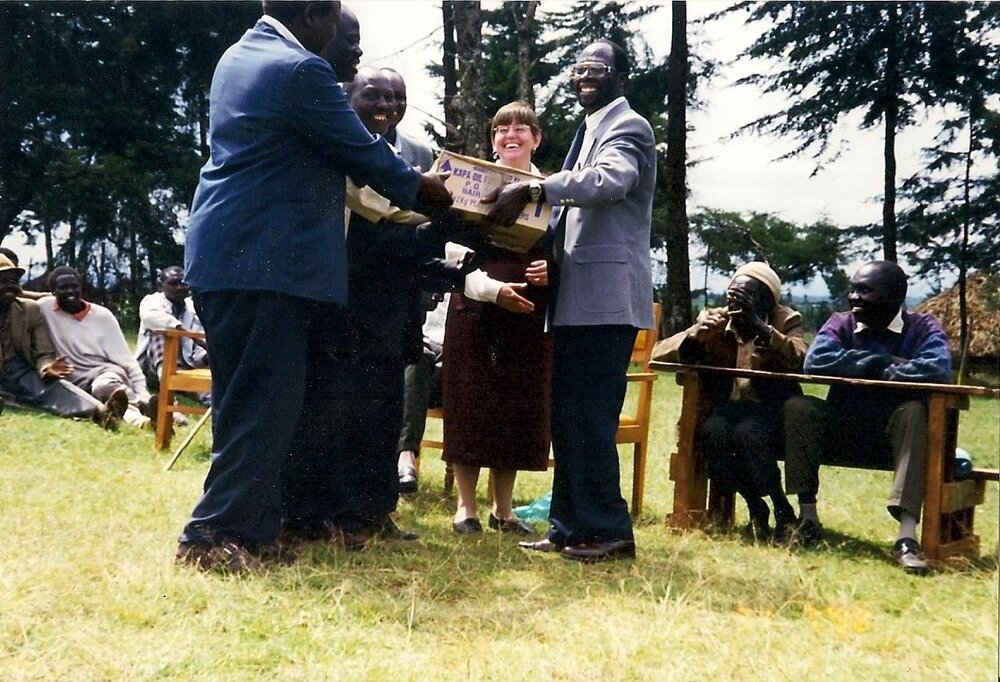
[700,401,784,499]
[283,355,404,534]
[180,290,345,550]
[547,325,637,546]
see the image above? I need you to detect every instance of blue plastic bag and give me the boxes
[513,490,551,521]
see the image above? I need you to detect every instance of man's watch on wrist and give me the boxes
[527,179,543,203]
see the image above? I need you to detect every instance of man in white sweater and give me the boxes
[40,266,153,428]
[136,265,208,390]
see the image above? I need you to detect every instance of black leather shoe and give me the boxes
[776,518,822,548]
[453,517,483,534]
[561,539,636,563]
[488,513,536,535]
[893,538,930,575]
[741,518,772,544]
[398,466,418,495]
[518,538,562,553]
[368,517,419,542]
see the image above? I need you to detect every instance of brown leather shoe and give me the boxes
[320,520,369,551]
[139,392,158,428]
[98,387,129,431]
[175,541,263,573]
[561,539,636,563]
[518,538,562,553]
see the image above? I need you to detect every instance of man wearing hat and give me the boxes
[0,254,124,427]
[652,262,806,540]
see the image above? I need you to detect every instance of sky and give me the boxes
[8,1,982,299]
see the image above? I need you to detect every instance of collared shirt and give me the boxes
[258,14,304,50]
[725,316,769,401]
[855,306,905,334]
[576,96,627,169]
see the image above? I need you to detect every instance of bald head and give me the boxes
[346,66,394,136]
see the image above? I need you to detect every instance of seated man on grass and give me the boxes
[40,266,155,429]
[136,265,208,392]
[782,261,952,575]
[0,255,124,429]
[652,262,805,541]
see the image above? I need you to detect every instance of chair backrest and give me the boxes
[632,303,663,366]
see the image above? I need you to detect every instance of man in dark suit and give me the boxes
[486,40,656,562]
[177,0,452,573]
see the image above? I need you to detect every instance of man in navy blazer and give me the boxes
[486,40,656,563]
[177,0,452,572]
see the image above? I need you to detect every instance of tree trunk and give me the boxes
[442,2,460,152]
[957,110,974,383]
[514,1,539,107]
[663,1,692,333]
[43,222,54,271]
[881,3,899,262]
[451,1,486,159]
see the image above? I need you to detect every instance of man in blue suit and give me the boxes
[486,40,656,563]
[177,0,453,573]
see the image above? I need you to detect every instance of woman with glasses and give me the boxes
[442,101,553,536]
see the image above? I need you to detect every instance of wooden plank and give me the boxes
[651,361,1000,398]
[666,370,706,530]
[941,480,986,514]
[927,535,981,564]
[920,394,949,559]
[972,468,1000,482]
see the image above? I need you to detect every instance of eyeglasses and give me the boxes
[493,124,533,136]
[570,62,614,78]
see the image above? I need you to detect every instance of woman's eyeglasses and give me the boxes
[493,124,533,136]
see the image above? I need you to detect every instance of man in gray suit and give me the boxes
[486,39,656,562]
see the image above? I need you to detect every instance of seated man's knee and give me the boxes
[893,401,927,427]
[783,394,822,423]
[732,417,775,454]
[700,413,731,454]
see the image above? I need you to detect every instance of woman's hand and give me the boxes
[525,260,548,287]
[496,283,535,314]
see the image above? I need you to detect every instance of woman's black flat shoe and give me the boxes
[453,517,483,534]
[488,513,536,535]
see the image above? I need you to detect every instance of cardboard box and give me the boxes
[432,150,551,253]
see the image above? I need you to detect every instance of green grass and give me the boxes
[1,379,997,680]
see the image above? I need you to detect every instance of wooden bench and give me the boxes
[651,361,1000,564]
[154,328,211,450]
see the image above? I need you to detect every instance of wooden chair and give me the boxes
[154,328,212,450]
[421,303,662,517]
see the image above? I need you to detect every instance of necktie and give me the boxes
[561,120,587,172]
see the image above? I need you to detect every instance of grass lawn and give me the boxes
[1,379,997,680]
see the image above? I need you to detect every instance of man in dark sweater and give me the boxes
[782,261,952,574]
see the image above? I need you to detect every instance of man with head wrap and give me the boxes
[652,262,806,541]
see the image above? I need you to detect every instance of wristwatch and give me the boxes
[527,179,543,203]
